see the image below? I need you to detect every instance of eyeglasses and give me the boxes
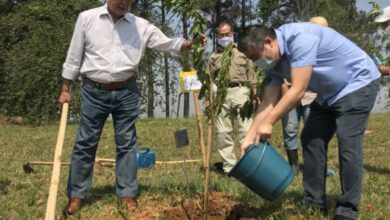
[111,0,132,3]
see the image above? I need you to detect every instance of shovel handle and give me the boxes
[45,103,69,220]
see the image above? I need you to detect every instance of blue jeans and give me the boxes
[67,80,139,199]
[301,79,379,219]
[281,104,311,150]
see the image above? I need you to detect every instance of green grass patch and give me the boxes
[0,114,389,219]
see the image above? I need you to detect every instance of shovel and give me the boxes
[45,103,68,220]
[23,158,203,173]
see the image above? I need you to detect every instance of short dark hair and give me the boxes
[217,21,234,33]
[237,25,276,53]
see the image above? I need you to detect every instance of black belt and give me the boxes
[228,82,245,87]
[85,76,136,90]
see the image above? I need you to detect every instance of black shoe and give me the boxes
[286,149,300,174]
[213,162,228,176]
[334,214,355,220]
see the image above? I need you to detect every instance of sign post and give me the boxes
[179,71,207,168]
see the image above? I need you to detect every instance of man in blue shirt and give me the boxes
[237,23,380,220]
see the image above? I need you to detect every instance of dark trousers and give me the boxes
[301,79,379,219]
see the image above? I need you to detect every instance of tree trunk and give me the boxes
[214,0,222,50]
[182,15,190,117]
[241,0,245,33]
[141,0,155,118]
[161,0,170,118]
[146,54,155,118]
[163,55,170,118]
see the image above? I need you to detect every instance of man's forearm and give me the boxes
[265,66,312,124]
[61,78,73,92]
[250,85,281,134]
[265,86,304,125]
[246,102,273,140]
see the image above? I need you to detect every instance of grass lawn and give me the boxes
[0,114,389,219]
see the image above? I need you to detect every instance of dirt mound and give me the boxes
[55,192,263,219]
[132,192,261,220]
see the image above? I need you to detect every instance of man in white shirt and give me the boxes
[373,6,390,76]
[58,0,197,214]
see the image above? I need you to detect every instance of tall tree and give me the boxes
[0,0,100,123]
[182,13,191,117]
[144,0,157,118]
[132,0,161,118]
[161,0,171,118]
[257,0,378,51]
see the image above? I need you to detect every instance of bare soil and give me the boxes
[130,191,261,220]
[60,192,262,220]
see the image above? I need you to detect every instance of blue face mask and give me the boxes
[217,36,234,48]
[254,47,277,71]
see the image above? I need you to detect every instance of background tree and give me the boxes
[0,0,100,124]
[0,0,387,123]
[132,0,180,118]
[161,0,172,118]
[132,0,159,117]
[257,0,378,51]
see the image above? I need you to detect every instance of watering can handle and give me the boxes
[238,141,268,181]
[260,140,269,146]
[245,141,269,152]
[137,147,150,154]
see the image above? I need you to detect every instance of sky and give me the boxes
[146,0,390,117]
[355,0,389,113]
[356,0,389,11]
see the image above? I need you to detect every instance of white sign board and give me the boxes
[183,75,202,91]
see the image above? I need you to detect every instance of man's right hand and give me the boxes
[240,139,254,157]
[59,78,72,105]
[240,128,257,157]
[59,90,71,105]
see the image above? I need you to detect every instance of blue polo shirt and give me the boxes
[266,22,381,105]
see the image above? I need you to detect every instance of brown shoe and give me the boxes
[64,197,82,215]
[119,197,138,211]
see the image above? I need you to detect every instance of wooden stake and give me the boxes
[95,158,203,165]
[193,91,207,168]
[45,103,69,220]
[156,159,202,164]
[25,161,71,166]
[25,159,202,167]
[203,83,215,220]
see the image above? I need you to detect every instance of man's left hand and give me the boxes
[378,65,390,76]
[180,34,207,52]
